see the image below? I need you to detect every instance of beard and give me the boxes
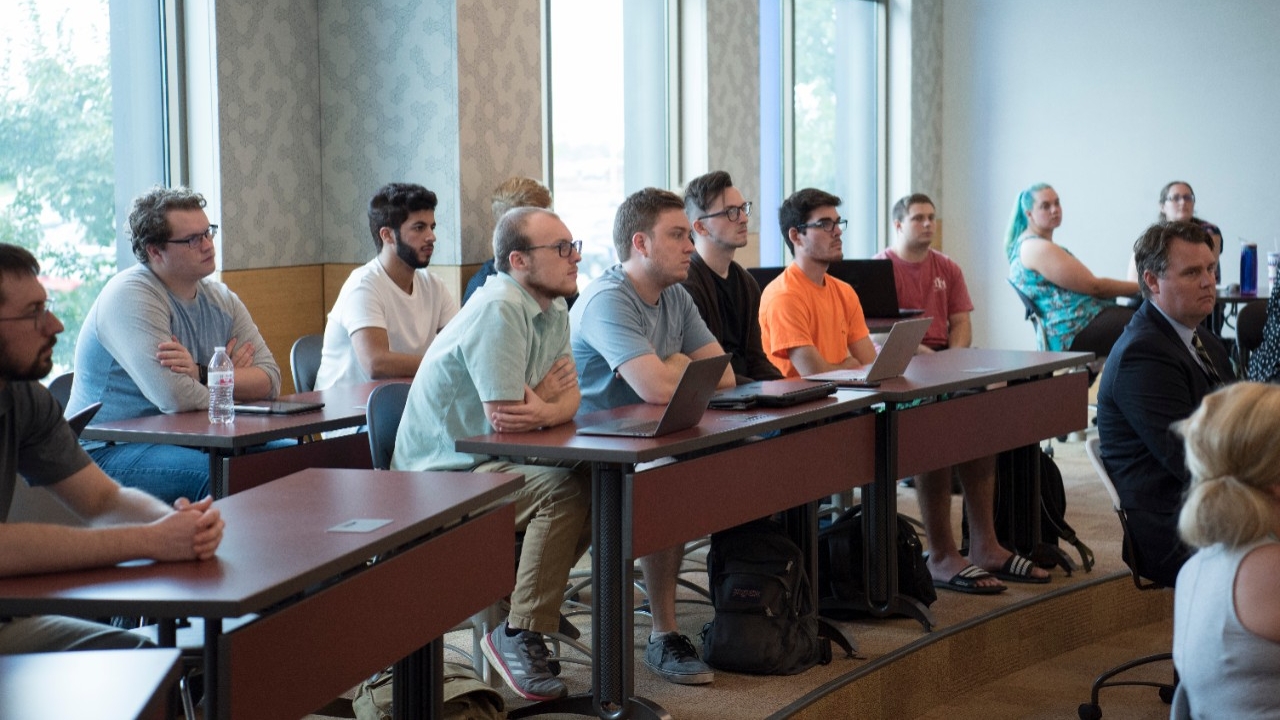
[525,272,577,301]
[394,231,431,270]
[0,339,55,382]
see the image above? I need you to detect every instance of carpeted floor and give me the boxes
[303,434,1177,720]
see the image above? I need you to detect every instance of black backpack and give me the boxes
[701,519,853,675]
[816,505,936,616]
[975,448,1095,574]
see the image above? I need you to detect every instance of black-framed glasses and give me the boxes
[699,202,752,222]
[164,224,219,248]
[797,218,847,233]
[523,240,583,258]
[0,298,55,331]
[1165,193,1195,204]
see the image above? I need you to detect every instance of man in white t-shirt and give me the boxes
[314,183,459,390]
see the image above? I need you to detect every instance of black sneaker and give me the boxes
[481,622,568,701]
[643,632,713,685]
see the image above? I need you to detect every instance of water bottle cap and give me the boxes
[215,346,226,351]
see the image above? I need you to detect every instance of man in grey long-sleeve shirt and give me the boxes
[68,187,280,503]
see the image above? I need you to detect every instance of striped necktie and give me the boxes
[1191,331,1223,386]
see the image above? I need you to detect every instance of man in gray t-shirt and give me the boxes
[0,243,225,655]
[68,187,280,504]
[571,188,734,687]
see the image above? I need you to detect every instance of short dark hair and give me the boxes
[613,188,685,262]
[491,177,552,222]
[778,188,841,255]
[367,183,438,253]
[891,193,935,224]
[0,244,40,306]
[128,186,207,264]
[493,207,557,274]
[1133,220,1214,299]
[683,170,733,222]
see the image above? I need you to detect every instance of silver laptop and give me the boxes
[576,354,731,437]
[803,316,932,386]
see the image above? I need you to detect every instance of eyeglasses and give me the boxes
[0,299,55,331]
[699,202,752,223]
[523,240,583,258]
[797,218,847,233]
[1165,193,1195,204]
[164,225,219,249]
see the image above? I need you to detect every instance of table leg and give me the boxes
[392,638,441,720]
[858,409,935,631]
[508,461,668,720]
[205,618,222,720]
[210,451,228,499]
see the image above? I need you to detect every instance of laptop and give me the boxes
[803,316,932,386]
[828,259,924,319]
[709,379,838,410]
[576,354,731,437]
[233,400,326,415]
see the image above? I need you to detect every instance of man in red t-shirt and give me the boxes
[878,193,1049,594]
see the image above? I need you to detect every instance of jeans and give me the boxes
[89,442,209,505]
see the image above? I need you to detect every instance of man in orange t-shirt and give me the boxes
[758,188,875,378]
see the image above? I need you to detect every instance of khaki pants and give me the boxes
[472,459,592,635]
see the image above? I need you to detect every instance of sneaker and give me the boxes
[643,632,714,685]
[481,622,568,701]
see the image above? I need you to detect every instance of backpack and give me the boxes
[969,448,1095,574]
[353,662,505,720]
[816,505,936,616]
[700,519,853,675]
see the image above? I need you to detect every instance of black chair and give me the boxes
[47,371,73,410]
[747,265,785,290]
[66,402,102,437]
[289,333,324,394]
[1079,437,1176,720]
[1009,279,1050,351]
[365,382,411,471]
[1235,299,1267,375]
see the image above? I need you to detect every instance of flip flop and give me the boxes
[932,564,1007,595]
[991,554,1051,584]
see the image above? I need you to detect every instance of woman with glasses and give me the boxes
[1128,181,1223,283]
[1171,381,1280,719]
[1005,182,1138,356]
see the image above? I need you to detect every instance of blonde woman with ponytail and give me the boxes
[1170,382,1280,719]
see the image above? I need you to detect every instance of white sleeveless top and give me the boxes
[1172,537,1280,719]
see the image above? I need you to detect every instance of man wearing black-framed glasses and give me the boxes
[0,242,224,655]
[68,186,281,505]
[759,188,876,379]
[680,170,780,385]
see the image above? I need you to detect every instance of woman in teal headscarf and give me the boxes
[1006,183,1138,355]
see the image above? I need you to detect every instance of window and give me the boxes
[761,0,886,263]
[0,0,168,375]
[547,0,675,287]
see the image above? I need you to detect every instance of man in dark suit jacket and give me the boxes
[1098,221,1233,587]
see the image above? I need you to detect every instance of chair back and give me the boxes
[1084,436,1162,591]
[1008,279,1049,351]
[47,372,73,410]
[1237,299,1268,370]
[290,333,324,393]
[366,383,412,470]
[66,402,102,438]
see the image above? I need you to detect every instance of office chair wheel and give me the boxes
[1077,703,1102,720]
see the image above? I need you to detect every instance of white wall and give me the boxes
[939,0,1280,350]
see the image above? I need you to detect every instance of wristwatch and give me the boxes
[197,363,208,385]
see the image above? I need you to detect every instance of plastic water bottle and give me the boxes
[208,346,235,424]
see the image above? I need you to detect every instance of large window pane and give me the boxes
[549,0,671,287]
[0,0,165,376]
[793,0,880,259]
